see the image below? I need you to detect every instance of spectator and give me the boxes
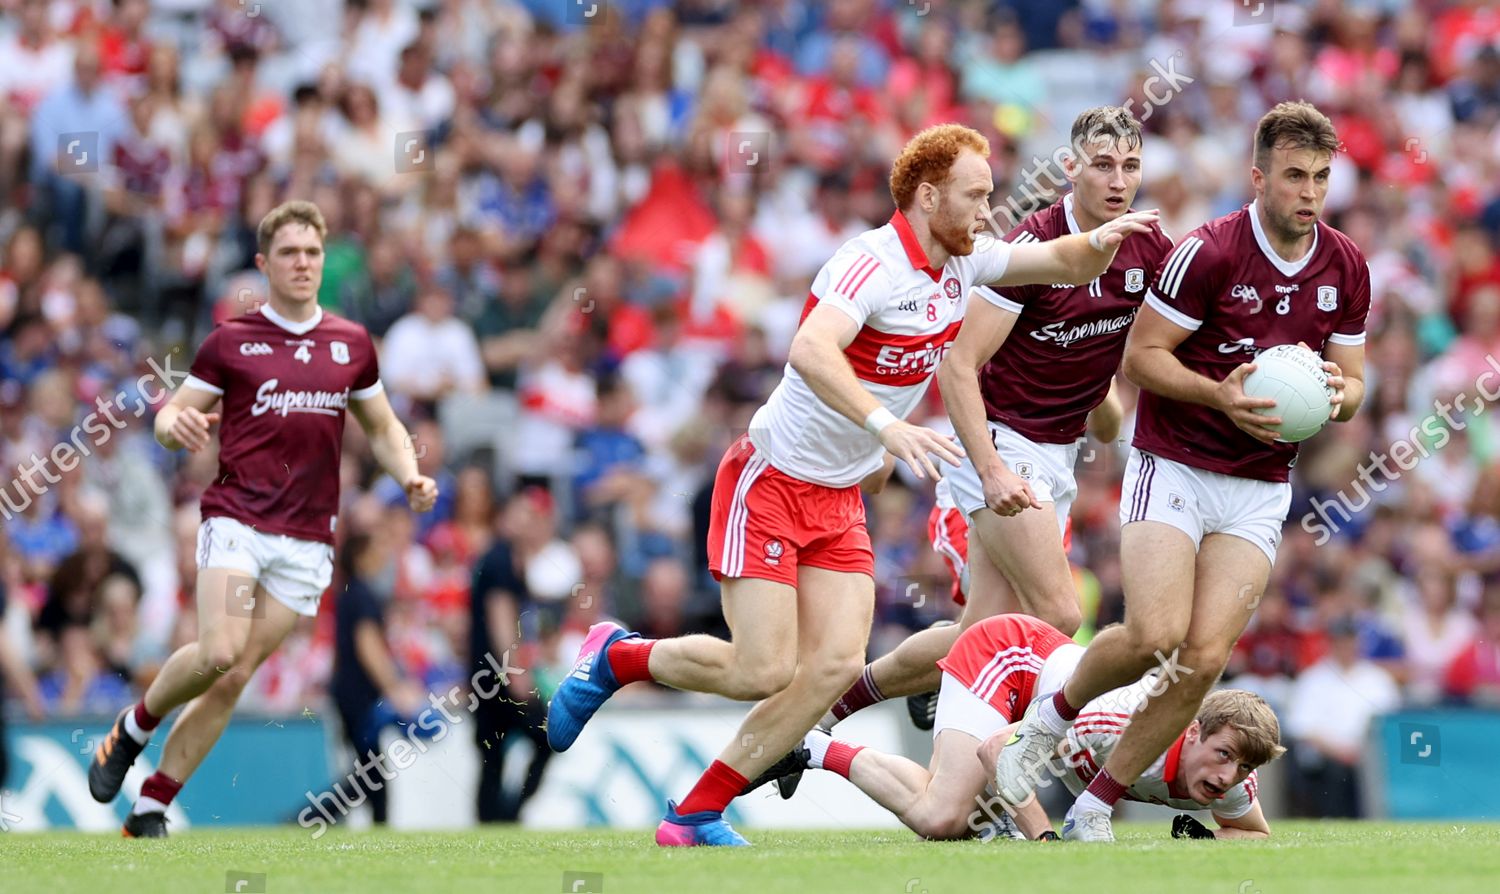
[380,286,485,408]
[470,496,551,823]
[1284,617,1400,818]
[333,531,429,827]
[1445,585,1500,706]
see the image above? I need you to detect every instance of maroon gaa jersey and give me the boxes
[184,305,382,544]
[1132,201,1370,482]
[975,193,1174,443]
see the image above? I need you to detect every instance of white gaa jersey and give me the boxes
[749,211,1012,487]
[1058,676,1259,819]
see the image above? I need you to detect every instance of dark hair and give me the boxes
[1070,106,1143,163]
[1253,101,1340,171]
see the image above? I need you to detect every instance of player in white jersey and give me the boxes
[994,103,1367,841]
[813,107,1163,735]
[545,123,1159,847]
[977,686,1282,839]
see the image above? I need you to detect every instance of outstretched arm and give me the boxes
[154,385,221,452]
[350,389,438,512]
[990,211,1159,288]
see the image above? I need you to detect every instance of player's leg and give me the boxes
[126,586,301,828]
[1066,532,1270,839]
[546,437,804,753]
[992,520,1198,807]
[968,504,1082,635]
[843,729,994,839]
[90,559,259,804]
[823,525,1018,728]
[657,566,871,847]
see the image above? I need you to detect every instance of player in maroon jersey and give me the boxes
[809,108,1172,744]
[994,102,1369,841]
[88,201,438,838]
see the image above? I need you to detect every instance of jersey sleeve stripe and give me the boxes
[1159,236,1205,299]
[351,380,385,401]
[1145,291,1203,331]
[847,258,882,299]
[1008,231,1039,245]
[183,374,224,396]
[1327,331,1366,346]
[975,285,1024,314]
[836,254,877,294]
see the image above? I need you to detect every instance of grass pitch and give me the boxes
[7,822,1498,894]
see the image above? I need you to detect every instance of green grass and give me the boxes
[7,822,1499,894]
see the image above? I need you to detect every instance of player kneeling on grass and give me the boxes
[977,686,1283,840]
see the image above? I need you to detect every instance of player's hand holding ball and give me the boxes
[982,463,1041,518]
[1238,344,1337,443]
[404,474,439,512]
[170,407,221,452]
[1213,363,1283,445]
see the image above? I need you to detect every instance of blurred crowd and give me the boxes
[3,0,1500,816]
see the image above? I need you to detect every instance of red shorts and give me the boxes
[936,614,1075,722]
[926,507,1074,607]
[927,504,969,605]
[706,435,874,587]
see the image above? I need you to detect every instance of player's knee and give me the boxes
[1039,599,1084,637]
[195,644,243,677]
[809,652,865,698]
[736,659,796,700]
[213,662,257,697]
[1124,619,1187,663]
[911,804,973,840]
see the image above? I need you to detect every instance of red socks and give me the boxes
[140,772,183,807]
[677,760,748,815]
[607,638,656,686]
[1053,689,1080,722]
[134,702,161,731]
[823,741,866,779]
[831,666,884,721]
[1084,768,1128,807]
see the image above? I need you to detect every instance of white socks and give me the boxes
[805,728,834,770]
[123,708,152,745]
[1036,693,1071,738]
[1073,791,1114,817]
[132,796,169,816]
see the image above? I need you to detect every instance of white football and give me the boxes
[1241,344,1334,443]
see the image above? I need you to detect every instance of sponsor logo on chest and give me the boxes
[1028,309,1138,348]
[875,340,952,376]
[250,378,351,417]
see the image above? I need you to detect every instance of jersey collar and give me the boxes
[260,302,324,335]
[1063,192,1082,235]
[1248,199,1318,278]
[1163,730,1190,798]
[890,209,942,282]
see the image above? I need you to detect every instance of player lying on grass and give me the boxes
[747,614,1282,841]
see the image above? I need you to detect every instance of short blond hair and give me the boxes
[888,124,990,212]
[257,200,327,256]
[1197,689,1287,767]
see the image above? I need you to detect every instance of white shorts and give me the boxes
[1118,449,1292,566]
[933,672,1008,741]
[196,516,334,617]
[945,420,1080,536]
[931,643,1083,742]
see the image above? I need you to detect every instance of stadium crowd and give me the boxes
[2,0,1500,819]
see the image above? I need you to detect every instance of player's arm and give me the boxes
[349,389,439,513]
[1320,340,1365,423]
[986,211,1159,288]
[1087,377,1124,443]
[1212,799,1271,839]
[1122,303,1282,445]
[788,304,963,480]
[154,385,222,452]
[858,452,898,494]
[935,295,1039,515]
